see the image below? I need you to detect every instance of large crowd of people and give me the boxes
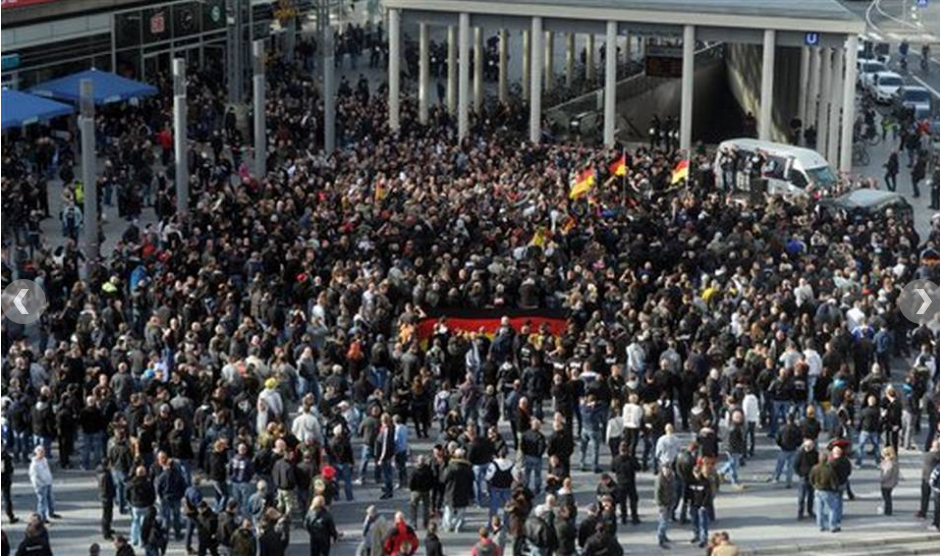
[2,19,940,556]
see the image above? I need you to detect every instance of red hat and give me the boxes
[321,465,336,480]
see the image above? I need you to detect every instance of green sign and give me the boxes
[1,54,21,71]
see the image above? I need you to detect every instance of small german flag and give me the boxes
[569,167,596,200]
[671,159,690,185]
[609,154,627,177]
[560,215,577,234]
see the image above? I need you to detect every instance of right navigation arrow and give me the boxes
[916,288,932,315]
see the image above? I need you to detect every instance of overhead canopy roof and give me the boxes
[1,89,74,131]
[386,0,865,34]
[29,69,158,105]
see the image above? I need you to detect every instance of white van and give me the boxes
[714,138,838,199]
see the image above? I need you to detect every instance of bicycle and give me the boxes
[852,142,870,167]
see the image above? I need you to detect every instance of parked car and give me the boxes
[858,60,888,89]
[714,138,837,200]
[894,85,933,118]
[818,188,913,220]
[867,71,903,103]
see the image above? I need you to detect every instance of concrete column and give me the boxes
[253,40,266,177]
[828,48,844,164]
[172,58,189,217]
[228,0,243,104]
[418,23,430,124]
[817,47,832,160]
[680,24,695,151]
[522,29,530,101]
[623,30,631,66]
[447,26,457,113]
[474,27,484,111]
[565,33,575,88]
[797,46,810,143]
[323,7,335,153]
[498,29,508,103]
[530,16,543,143]
[758,29,776,141]
[544,31,554,90]
[604,21,617,146]
[586,34,595,81]
[840,35,859,172]
[807,47,820,133]
[285,17,297,62]
[388,8,401,131]
[458,12,470,139]
[79,79,98,270]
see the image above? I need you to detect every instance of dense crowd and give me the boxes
[3,25,940,556]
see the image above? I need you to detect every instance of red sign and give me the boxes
[150,12,166,34]
[0,0,60,8]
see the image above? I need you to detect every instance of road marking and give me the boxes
[912,74,940,98]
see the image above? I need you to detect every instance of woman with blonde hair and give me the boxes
[879,446,900,516]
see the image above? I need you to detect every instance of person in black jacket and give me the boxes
[305,495,339,556]
[128,466,156,547]
[207,439,229,513]
[856,395,882,468]
[441,448,474,533]
[424,522,444,556]
[327,425,355,502]
[688,465,712,548]
[409,455,436,529]
[546,420,574,479]
[794,439,819,520]
[524,506,557,556]
[772,413,802,488]
[195,502,221,556]
[610,442,640,525]
[97,461,116,539]
[16,519,52,556]
[271,443,297,516]
[554,504,577,556]
[520,419,547,495]
[2,449,18,523]
[141,506,167,556]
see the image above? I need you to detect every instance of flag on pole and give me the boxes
[569,168,596,200]
[609,154,627,177]
[670,159,690,185]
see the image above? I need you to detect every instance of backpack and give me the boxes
[434,391,449,417]
[930,463,940,494]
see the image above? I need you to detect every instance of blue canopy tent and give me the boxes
[29,69,157,105]
[1,89,75,131]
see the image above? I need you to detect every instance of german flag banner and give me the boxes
[414,308,568,348]
[671,159,690,185]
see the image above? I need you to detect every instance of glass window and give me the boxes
[203,0,226,32]
[173,2,201,38]
[143,7,172,44]
[115,11,142,48]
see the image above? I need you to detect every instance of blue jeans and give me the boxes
[82,431,104,470]
[856,431,881,467]
[232,482,253,517]
[773,450,796,486]
[814,490,838,531]
[580,430,601,471]
[691,506,709,542]
[443,505,465,532]
[657,507,670,542]
[160,496,183,537]
[769,401,789,437]
[798,479,815,517]
[380,460,394,495]
[13,430,31,462]
[113,470,129,513]
[718,452,740,485]
[34,485,54,520]
[213,480,229,512]
[489,487,511,518]
[130,505,148,546]
[523,455,543,495]
[473,464,489,505]
[359,445,379,482]
[338,463,354,501]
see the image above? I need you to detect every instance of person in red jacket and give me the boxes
[383,512,419,556]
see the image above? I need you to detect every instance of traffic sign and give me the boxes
[916,0,928,8]
[804,32,820,46]
[1,54,20,71]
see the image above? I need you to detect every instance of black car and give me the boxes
[817,188,913,221]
